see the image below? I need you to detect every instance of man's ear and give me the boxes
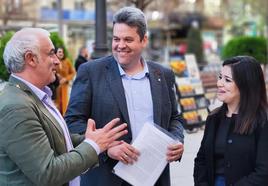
[142,34,148,47]
[24,51,37,67]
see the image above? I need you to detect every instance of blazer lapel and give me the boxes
[147,63,162,126]
[9,76,65,137]
[37,105,65,137]
[105,58,131,126]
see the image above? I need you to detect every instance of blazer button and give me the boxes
[227,139,233,144]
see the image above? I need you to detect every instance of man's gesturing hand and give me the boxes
[85,118,128,153]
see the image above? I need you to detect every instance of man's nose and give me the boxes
[118,40,126,48]
[54,56,60,65]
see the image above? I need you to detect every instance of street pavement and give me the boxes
[170,129,204,186]
[0,81,6,91]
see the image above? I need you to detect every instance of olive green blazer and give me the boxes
[0,76,98,186]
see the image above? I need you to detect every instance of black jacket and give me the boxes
[194,106,268,186]
[75,55,88,71]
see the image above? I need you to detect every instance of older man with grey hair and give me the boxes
[65,7,185,186]
[0,27,128,186]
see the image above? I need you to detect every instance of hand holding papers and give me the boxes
[107,141,140,165]
[167,142,184,162]
[113,123,181,186]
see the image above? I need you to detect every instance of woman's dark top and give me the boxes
[214,115,232,175]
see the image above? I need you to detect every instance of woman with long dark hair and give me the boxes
[194,56,268,186]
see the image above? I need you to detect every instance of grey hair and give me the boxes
[3,27,50,73]
[79,46,87,54]
[113,7,147,40]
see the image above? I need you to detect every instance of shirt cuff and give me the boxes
[84,139,100,155]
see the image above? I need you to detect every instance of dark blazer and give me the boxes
[0,76,98,186]
[65,55,184,186]
[194,106,268,186]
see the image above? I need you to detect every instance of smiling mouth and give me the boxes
[217,92,226,96]
[116,52,130,58]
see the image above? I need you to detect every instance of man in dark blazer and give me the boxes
[74,46,90,72]
[65,7,185,186]
[0,28,127,186]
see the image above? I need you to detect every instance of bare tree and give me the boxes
[107,0,155,11]
[127,0,154,11]
[0,0,36,26]
[246,0,268,65]
[224,0,268,65]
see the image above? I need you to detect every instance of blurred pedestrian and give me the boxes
[74,46,90,72]
[194,56,268,186]
[0,27,128,186]
[55,47,75,115]
[65,6,185,186]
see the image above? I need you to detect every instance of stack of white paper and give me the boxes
[113,123,178,186]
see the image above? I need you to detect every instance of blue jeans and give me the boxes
[215,175,226,186]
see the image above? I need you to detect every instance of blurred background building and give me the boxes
[0,0,267,90]
[0,0,97,56]
[0,0,267,62]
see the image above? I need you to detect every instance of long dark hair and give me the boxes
[223,56,268,134]
[55,46,66,60]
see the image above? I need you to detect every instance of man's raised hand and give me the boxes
[85,118,128,152]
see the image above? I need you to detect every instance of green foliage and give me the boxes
[187,26,204,64]
[50,32,72,61]
[50,32,65,51]
[222,36,267,64]
[0,31,14,81]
